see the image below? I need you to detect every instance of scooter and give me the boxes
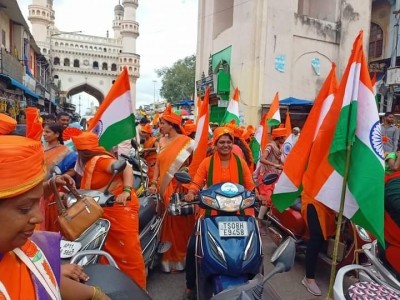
[260,174,372,269]
[333,262,400,299]
[174,172,286,300]
[64,158,169,272]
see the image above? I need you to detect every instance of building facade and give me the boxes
[0,0,49,122]
[196,0,372,125]
[27,0,140,113]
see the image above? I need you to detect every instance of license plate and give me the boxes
[218,221,248,237]
[60,240,82,258]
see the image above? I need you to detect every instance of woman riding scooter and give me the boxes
[183,126,256,300]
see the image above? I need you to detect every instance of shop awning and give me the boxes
[0,74,39,99]
[280,97,313,105]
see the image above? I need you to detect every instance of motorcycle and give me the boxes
[259,173,372,269]
[173,171,289,300]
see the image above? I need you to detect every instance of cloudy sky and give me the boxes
[17,0,198,112]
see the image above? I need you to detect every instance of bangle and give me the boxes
[123,186,132,193]
[91,286,104,300]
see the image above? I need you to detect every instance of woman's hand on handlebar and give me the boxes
[61,264,89,282]
[184,190,196,202]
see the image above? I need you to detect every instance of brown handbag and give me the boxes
[51,178,104,241]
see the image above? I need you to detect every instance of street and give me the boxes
[147,234,342,300]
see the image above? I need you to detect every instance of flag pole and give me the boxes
[326,142,352,299]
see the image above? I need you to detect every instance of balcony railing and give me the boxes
[0,48,24,81]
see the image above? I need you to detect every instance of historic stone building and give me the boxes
[195,0,372,125]
[27,0,140,113]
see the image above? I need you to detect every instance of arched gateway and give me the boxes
[27,0,140,114]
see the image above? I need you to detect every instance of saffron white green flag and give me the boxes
[221,87,240,125]
[321,31,385,246]
[88,67,136,151]
[267,92,281,127]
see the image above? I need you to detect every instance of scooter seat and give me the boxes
[83,264,151,300]
[139,196,157,231]
[347,281,400,299]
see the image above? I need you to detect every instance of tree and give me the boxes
[155,55,196,103]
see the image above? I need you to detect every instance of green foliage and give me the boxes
[155,55,196,103]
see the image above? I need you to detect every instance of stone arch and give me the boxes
[67,83,104,104]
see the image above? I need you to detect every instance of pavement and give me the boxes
[146,234,348,300]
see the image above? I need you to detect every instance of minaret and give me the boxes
[27,0,54,45]
[113,1,124,39]
[119,0,140,110]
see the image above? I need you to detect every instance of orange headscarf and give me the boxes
[247,125,255,135]
[213,126,234,145]
[225,120,244,139]
[272,128,287,138]
[71,132,107,152]
[161,104,182,126]
[0,113,17,135]
[0,135,45,198]
[141,123,152,134]
[62,127,83,141]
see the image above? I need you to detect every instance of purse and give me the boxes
[51,178,104,241]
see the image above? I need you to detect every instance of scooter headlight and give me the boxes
[201,196,219,210]
[241,196,255,209]
[215,195,243,212]
[355,225,371,242]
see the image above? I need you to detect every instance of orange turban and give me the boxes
[272,128,287,139]
[225,120,244,138]
[0,135,45,198]
[141,123,152,134]
[72,132,106,153]
[247,125,255,134]
[184,120,196,136]
[213,127,234,145]
[25,107,43,141]
[0,113,17,135]
[62,127,83,141]
[161,104,182,126]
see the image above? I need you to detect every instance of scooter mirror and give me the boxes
[262,173,279,185]
[111,159,127,174]
[270,236,296,272]
[174,172,192,184]
[50,165,62,176]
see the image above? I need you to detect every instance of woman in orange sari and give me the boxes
[42,123,77,231]
[141,123,159,180]
[148,105,195,273]
[0,135,108,300]
[72,132,146,289]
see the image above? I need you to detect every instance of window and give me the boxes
[64,58,70,67]
[93,61,99,69]
[73,59,80,67]
[54,57,60,65]
[111,63,117,71]
[369,23,383,59]
[102,62,108,70]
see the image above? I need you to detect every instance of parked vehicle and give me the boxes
[173,172,287,300]
[259,173,372,269]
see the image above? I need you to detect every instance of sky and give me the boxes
[16,0,198,113]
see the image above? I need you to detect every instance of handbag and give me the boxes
[51,178,104,241]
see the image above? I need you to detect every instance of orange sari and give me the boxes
[157,134,195,272]
[143,136,157,180]
[0,239,61,300]
[80,155,146,289]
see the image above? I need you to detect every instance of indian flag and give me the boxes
[267,92,281,127]
[221,87,240,125]
[88,67,136,151]
[189,86,210,177]
[273,63,338,211]
[250,111,269,164]
[319,31,385,245]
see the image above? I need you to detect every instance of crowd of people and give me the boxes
[2,105,400,299]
